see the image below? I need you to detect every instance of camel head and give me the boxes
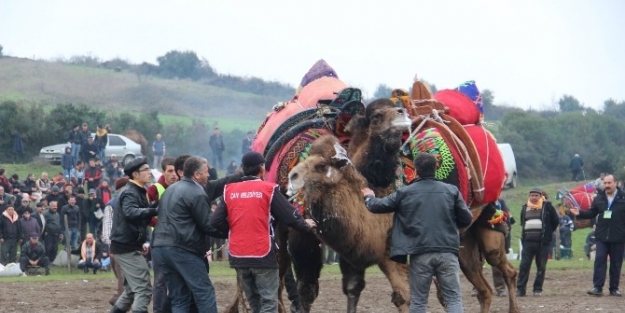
[287,135,365,197]
[346,98,411,152]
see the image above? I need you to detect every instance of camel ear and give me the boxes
[345,113,367,134]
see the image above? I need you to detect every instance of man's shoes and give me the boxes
[609,290,622,297]
[587,288,603,296]
[44,267,50,276]
[93,268,97,274]
[108,306,125,313]
[515,290,526,297]
[83,267,88,274]
[495,290,508,297]
[533,291,542,296]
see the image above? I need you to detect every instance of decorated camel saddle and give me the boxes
[559,182,596,229]
[392,78,507,228]
[252,60,364,189]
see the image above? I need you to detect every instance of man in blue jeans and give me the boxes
[363,153,473,312]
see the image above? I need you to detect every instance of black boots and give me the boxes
[109,306,125,313]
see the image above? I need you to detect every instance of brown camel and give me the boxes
[344,98,519,313]
[123,129,149,157]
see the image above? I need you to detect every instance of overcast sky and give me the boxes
[2,0,624,110]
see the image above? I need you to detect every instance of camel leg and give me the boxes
[288,230,323,313]
[377,259,410,313]
[338,257,367,313]
[475,227,520,313]
[459,232,493,313]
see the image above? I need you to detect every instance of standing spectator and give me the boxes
[15,198,31,217]
[109,158,158,313]
[516,187,559,296]
[362,153,472,312]
[85,189,104,236]
[571,174,625,296]
[75,187,88,241]
[594,173,607,192]
[61,147,75,178]
[102,177,129,306]
[95,125,108,162]
[68,125,82,163]
[19,209,40,243]
[584,225,597,260]
[241,131,253,155]
[32,202,46,235]
[43,201,63,263]
[20,233,50,275]
[210,152,316,313]
[0,186,15,214]
[559,211,575,259]
[79,122,90,146]
[81,136,99,165]
[209,128,225,170]
[61,196,81,250]
[569,153,584,181]
[78,233,102,274]
[106,155,124,181]
[0,206,22,264]
[70,161,85,185]
[226,160,237,175]
[84,159,102,190]
[36,172,51,195]
[152,156,227,312]
[152,133,166,170]
[57,184,73,211]
[96,179,112,206]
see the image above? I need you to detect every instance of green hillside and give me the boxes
[0,57,283,122]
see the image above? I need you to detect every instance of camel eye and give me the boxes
[314,163,327,173]
[371,112,383,124]
[290,173,299,180]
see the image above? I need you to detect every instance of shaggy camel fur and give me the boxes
[123,129,148,156]
[288,135,410,313]
[345,99,519,313]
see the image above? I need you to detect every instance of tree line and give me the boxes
[0,101,248,166]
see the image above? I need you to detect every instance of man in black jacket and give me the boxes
[516,187,559,297]
[363,153,472,312]
[109,158,158,313]
[153,156,228,313]
[43,201,63,263]
[20,232,50,275]
[61,196,81,250]
[210,152,315,313]
[571,174,625,296]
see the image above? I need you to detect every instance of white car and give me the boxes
[498,143,518,188]
[39,133,144,165]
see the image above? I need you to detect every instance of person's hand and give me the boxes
[362,187,375,197]
[0,238,4,243]
[570,207,580,216]
[142,243,150,255]
[0,199,4,205]
[305,218,317,228]
[59,234,64,240]
[89,178,93,182]
[102,252,108,257]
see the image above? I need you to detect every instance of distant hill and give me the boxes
[0,57,291,121]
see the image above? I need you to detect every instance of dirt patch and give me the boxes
[0,268,622,312]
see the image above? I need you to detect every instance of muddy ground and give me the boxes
[0,268,623,312]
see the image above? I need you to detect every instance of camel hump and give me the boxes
[123,130,149,156]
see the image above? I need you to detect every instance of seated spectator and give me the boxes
[105,155,124,181]
[70,161,85,185]
[77,233,102,274]
[21,173,38,196]
[19,209,41,243]
[8,174,21,195]
[0,206,22,264]
[36,172,51,195]
[584,225,597,260]
[20,232,50,275]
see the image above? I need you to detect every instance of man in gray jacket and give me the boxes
[363,153,473,313]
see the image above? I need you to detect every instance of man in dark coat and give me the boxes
[571,174,625,296]
[19,209,41,243]
[363,153,473,311]
[20,232,50,275]
[80,136,99,165]
[208,128,225,170]
[0,206,22,264]
[569,153,584,181]
[43,201,63,263]
[516,187,560,296]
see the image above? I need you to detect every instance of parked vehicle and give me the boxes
[39,133,143,165]
[498,143,517,188]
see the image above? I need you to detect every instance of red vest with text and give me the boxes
[224,179,276,258]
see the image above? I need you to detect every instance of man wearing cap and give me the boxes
[571,174,625,296]
[45,186,62,206]
[109,158,158,313]
[210,152,316,313]
[20,232,50,275]
[569,153,584,181]
[85,188,104,236]
[19,208,41,243]
[516,187,559,296]
[43,201,62,263]
[16,197,31,217]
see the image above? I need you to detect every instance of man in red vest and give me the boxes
[210,151,316,313]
